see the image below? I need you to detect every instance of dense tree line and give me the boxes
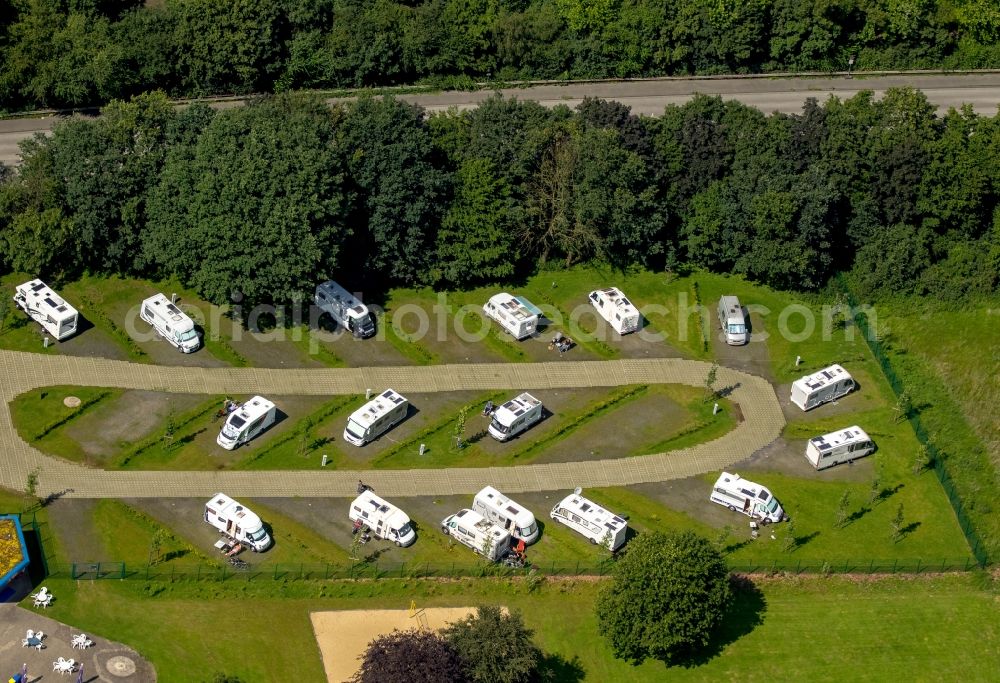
[1,88,998,305]
[3,0,1000,111]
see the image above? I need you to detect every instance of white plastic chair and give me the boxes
[63,658,77,674]
[53,656,67,672]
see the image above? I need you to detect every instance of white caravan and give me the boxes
[204,493,272,552]
[12,279,79,341]
[343,389,409,446]
[472,486,539,544]
[717,295,747,345]
[709,472,786,524]
[550,489,628,551]
[349,490,416,547]
[483,293,541,340]
[805,426,875,470]
[589,287,640,335]
[487,393,543,442]
[790,364,855,411]
[139,293,201,353]
[441,508,512,562]
[217,396,277,449]
[315,280,376,339]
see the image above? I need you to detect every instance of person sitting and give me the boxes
[482,400,494,417]
[357,480,373,494]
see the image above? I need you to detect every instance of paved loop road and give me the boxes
[0,350,785,498]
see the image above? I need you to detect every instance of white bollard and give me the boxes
[419,443,426,456]
[795,355,802,366]
[365,388,372,400]
[713,402,719,415]
[321,454,328,467]
[43,337,49,348]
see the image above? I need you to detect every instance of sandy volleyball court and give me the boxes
[311,607,478,683]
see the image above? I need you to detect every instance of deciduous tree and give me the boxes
[442,605,540,683]
[351,629,467,683]
[596,530,731,665]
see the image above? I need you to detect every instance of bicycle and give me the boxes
[228,557,250,570]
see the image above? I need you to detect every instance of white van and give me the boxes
[483,293,541,340]
[709,472,786,524]
[204,493,272,552]
[349,490,416,547]
[343,389,409,446]
[472,486,539,544]
[790,364,855,411]
[717,295,747,345]
[140,293,201,353]
[487,393,543,442]
[549,489,628,551]
[217,396,277,449]
[441,509,512,562]
[805,426,875,470]
[12,279,79,340]
[588,287,640,335]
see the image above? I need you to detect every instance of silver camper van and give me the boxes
[717,296,747,345]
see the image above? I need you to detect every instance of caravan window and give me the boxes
[518,522,537,537]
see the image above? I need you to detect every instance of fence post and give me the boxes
[915,559,921,574]
[120,562,125,579]
[70,563,77,580]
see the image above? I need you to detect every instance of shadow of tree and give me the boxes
[876,483,905,505]
[898,521,921,540]
[844,506,872,525]
[670,574,767,668]
[537,652,586,682]
[791,530,821,550]
[716,382,742,399]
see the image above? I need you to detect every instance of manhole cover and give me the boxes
[63,396,82,408]
[106,656,137,677]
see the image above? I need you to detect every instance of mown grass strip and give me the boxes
[114,397,220,468]
[384,316,438,365]
[239,395,359,467]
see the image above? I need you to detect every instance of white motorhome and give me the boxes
[472,486,539,544]
[217,396,277,450]
[717,295,747,345]
[589,287,640,335]
[315,280,376,339]
[709,472,786,524]
[805,426,875,470]
[550,489,628,551]
[204,493,272,552]
[343,389,409,446]
[441,508,512,562]
[139,293,201,353]
[349,490,416,547]
[483,293,541,340]
[790,364,855,411]
[12,279,79,341]
[487,393,543,442]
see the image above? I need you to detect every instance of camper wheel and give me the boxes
[760,518,771,526]
[441,526,450,536]
[395,540,402,547]
[727,505,737,512]
[589,538,597,545]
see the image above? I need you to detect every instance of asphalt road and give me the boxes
[3,72,1000,167]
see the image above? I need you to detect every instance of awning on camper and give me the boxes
[514,297,542,316]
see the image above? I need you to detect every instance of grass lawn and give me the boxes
[874,299,1000,561]
[21,573,999,682]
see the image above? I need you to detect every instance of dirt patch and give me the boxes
[533,388,691,464]
[312,608,479,683]
[711,307,774,381]
[65,391,207,459]
[44,498,107,561]
[54,322,129,361]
